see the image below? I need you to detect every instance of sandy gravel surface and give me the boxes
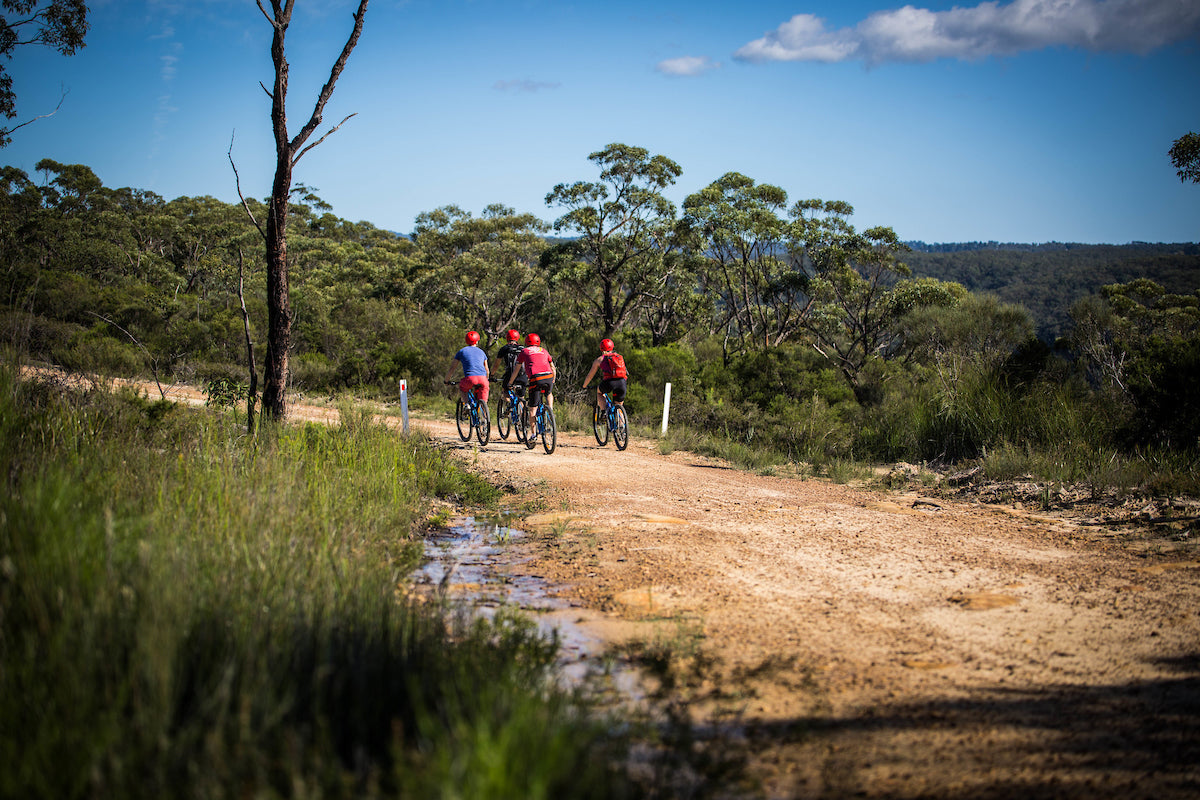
[420,413,1200,799]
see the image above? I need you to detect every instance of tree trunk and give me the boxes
[256,0,368,421]
[261,158,292,419]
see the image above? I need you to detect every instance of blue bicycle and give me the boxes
[446,381,490,445]
[592,392,629,451]
[520,390,556,454]
[495,382,527,444]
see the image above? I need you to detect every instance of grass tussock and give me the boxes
[0,365,641,799]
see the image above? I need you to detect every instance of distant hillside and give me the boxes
[901,242,1200,341]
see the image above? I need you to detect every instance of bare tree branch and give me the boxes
[85,311,166,401]
[293,112,356,165]
[227,131,266,241]
[237,248,260,434]
[0,86,68,140]
[289,2,367,156]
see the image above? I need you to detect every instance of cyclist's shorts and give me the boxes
[459,375,489,403]
[599,377,627,402]
[504,371,528,392]
[528,376,554,405]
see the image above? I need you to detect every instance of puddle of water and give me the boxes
[415,516,642,698]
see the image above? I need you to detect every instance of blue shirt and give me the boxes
[454,345,488,377]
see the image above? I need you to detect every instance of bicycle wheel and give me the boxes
[541,405,557,454]
[523,403,537,449]
[455,397,471,441]
[476,402,490,445]
[513,398,527,444]
[613,406,629,451]
[496,395,511,440]
[592,403,609,446]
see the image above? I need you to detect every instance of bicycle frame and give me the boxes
[451,381,490,445]
[592,390,628,451]
[602,392,619,430]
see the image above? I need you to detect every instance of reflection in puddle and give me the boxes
[416,516,641,697]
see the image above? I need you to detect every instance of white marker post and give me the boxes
[399,378,409,434]
[661,382,672,436]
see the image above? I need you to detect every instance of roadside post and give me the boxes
[399,378,409,433]
[661,382,671,435]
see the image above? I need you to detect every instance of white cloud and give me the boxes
[734,0,1200,65]
[160,52,179,82]
[655,55,722,76]
[493,79,562,93]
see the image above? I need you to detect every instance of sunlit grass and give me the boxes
[0,365,637,799]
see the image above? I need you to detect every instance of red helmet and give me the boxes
[507,329,520,342]
[465,330,480,345]
[601,338,614,352]
[525,332,540,346]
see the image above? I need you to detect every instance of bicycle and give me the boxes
[495,381,527,443]
[445,380,490,445]
[520,389,556,454]
[592,392,629,451]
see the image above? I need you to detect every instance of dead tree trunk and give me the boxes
[257,0,368,421]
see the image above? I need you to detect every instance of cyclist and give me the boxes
[495,329,527,400]
[444,330,489,404]
[582,338,627,412]
[507,332,555,427]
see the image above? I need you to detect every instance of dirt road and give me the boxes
[422,412,1200,799]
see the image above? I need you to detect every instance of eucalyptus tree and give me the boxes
[795,207,959,404]
[682,172,809,351]
[1,0,88,147]
[1069,279,1200,448]
[412,203,548,345]
[638,246,713,346]
[28,159,174,283]
[543,143,685,337]
[1170,131,1200,184]
[248,0,368,421]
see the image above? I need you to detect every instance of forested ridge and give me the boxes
[902,241,1200,340]
[4,148,1199,487]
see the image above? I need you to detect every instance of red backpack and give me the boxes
[602,353,627,379]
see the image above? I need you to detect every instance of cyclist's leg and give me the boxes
[462,375,488,405]
[524,383,540,426]
[611,378,628,407]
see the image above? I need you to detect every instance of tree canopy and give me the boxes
[0,0,88,147]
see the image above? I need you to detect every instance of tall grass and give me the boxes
[0,366,637,799]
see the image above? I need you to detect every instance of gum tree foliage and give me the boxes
[411,203,549,346]
[1070,278,1200,446]
[636,244,712,347]
[682,172,809,352]
[543,143,686,337]
[253,0,368,421]
[1169,132,1200,185]
[0,0,88,147]
[798,208,963,405]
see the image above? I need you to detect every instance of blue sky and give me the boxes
[5,0,1200,243]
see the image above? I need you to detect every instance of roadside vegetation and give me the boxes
[1,362,670,799]
[3,150,1198,499]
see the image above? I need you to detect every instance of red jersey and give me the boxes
[517,346,554,379]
